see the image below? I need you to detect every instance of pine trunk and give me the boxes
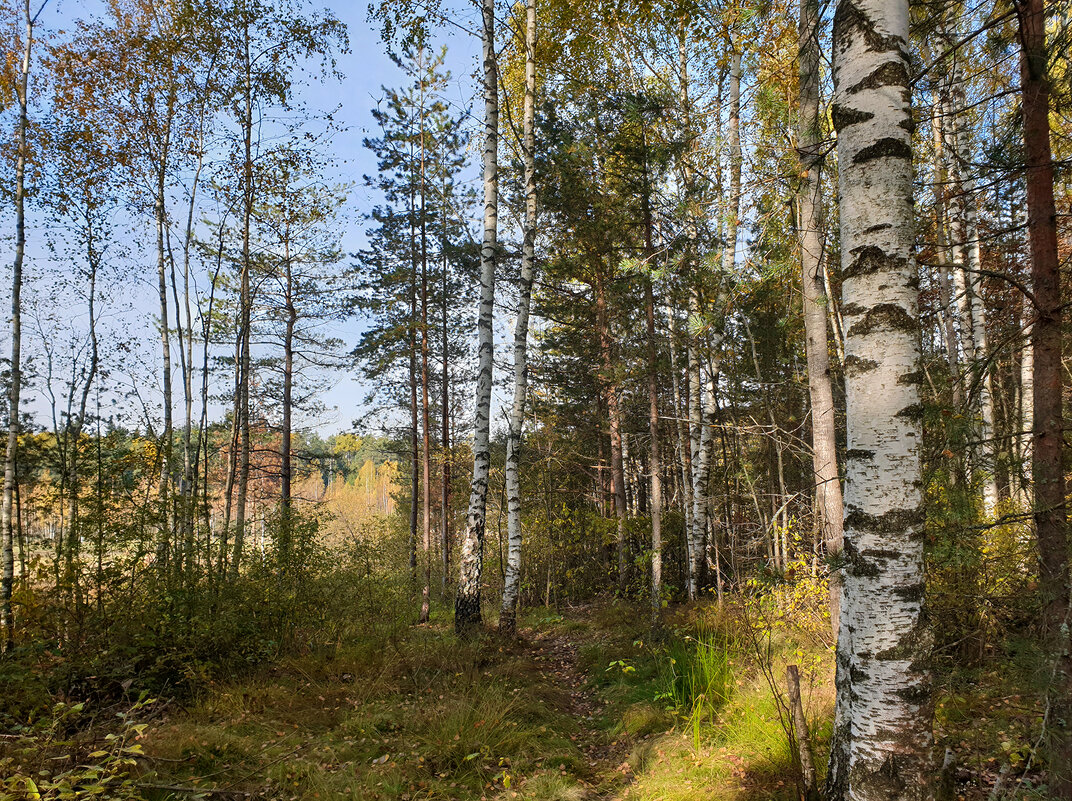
[419,46,433,624]
[1017,0,1070,790]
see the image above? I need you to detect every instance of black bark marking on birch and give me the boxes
[853,137,913,164]
[832,103,874,132]
[845,303,917,337]
[849,755,908,799]
[842,355,879,376]
[860,548,900,559]
[841,540,881,577]
[896,403,924,421]
[845,506,924,533]
[848,662,870,683]
[843,245,908,279]
[897,369,924,386]
[833,0,905,59]
[892,582,925,602]
[862,223,893,236]
[892,683,931,704]
[845,448,875,460]
[846,60,909,96]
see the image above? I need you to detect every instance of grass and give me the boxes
[0,597,838,801]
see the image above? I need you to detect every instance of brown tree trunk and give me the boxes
[1017,0,1070,791]
[595,273,628,593]
[419,45,433,624]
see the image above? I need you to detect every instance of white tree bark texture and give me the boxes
[829,0,933,797]
[456,0,498,635]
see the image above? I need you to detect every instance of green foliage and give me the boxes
[653,625,735,749]
[0,697,153,801]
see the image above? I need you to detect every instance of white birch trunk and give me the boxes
[950,84,998,514]
[687,297,705,600]
[1,4,34,647]
[500,0,536,635]
[1019,290,1033,506]
[930,92,963,408]
[829,0,932,796]
[797,0,844,637]
[456,0,498,635]
[666,302,694,550]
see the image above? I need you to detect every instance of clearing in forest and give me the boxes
[136,601,813,801]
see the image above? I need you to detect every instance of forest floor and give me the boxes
[133,600,814,801]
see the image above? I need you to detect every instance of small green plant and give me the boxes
[653,625,734,750]
[0,696,155,801]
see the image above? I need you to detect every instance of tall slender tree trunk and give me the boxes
[643,180,662,628]
[679,25,704,601]
[65,234,101,605]
[408,180,419,587]
[686,303,705,600]
[500,0,537,635]
[1017,0,1070,790]
[827,0,932,796]
[419,47,433,624]
[946,78,998,512]
[930,91,963,409]
[232,19,254,577]
[455,0,499,635]
[796,0,843,638]
[155,182,174,572]
[280,235,295,565]
[440,175,451,598]
[179,148,204,581]
[1019,290,1033,505]
[666,303,693,548]
[1,2,33,648]
[595,274,628,594]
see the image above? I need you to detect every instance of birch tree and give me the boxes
[827,0,932,795]
[796,0,843,635]
[455,0,499,635]
[500,0,537,636]
[1,0,44,649]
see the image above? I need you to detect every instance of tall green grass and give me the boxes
[654,625,735,749]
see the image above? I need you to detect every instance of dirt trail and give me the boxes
[527,626,634,800]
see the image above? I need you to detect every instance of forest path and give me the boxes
[524,622,636,800]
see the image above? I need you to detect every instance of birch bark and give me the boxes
[829,0,932,796]
[500,0,536,634]
[947,80,997,512]
[1,0,35,648]
[796,0,844,637]
[455,0,498,635]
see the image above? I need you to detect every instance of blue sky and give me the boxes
[29,0,486,436]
